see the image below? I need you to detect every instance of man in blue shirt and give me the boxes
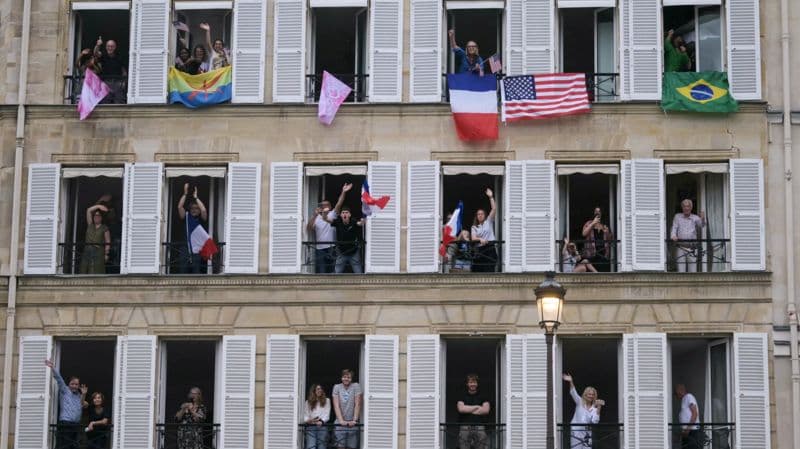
[45,359,88,449]
[449,29,484,75]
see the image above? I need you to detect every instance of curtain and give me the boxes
[705,173,726,271]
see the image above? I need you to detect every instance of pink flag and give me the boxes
[318,71,352,126]
[77,70,110,121]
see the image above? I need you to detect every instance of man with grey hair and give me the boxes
[670,199,706,272]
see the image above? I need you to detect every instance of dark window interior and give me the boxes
[312,8,367,101]
[442,174,500,233]
[447,10,502,73]
[73,11,130,70]
[57,340,116,422]
[308,174,367,222]
[563,174,615,240]
[561,9,594,73]
[163,340,217,422]
[304,339,362,401]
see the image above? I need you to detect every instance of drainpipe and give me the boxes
[0,0,32,443]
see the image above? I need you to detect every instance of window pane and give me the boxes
[697,6,722,72]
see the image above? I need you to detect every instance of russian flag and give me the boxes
[447,73,499,141]
[361,180,391,217]
[186,214,219,261]
[440,201,463,256]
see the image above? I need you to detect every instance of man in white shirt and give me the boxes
[306,183,351,273]
[675,383,702,449]
[670,199,706,272]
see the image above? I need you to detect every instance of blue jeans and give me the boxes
[305,425,328,449]
[178,247,204,274]
[335,250,362,274]
[315,247,335,273]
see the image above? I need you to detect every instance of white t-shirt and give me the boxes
[303,399,331,423]
[471,217,496,242]
[313,210,338,249]
[679,393,699,430]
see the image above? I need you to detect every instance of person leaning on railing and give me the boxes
[86,392,111,449]
[304,384,331,449]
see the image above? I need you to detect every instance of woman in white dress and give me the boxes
[563,373,604,449]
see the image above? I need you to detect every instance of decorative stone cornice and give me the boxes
[654,149,741,160]
[546,150,631,161]
[431,151,516,163]
[294,151,379,163]
[155,152,239,164]
[52,153,137,164]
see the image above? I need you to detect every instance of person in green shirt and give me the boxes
[664,29,691,72]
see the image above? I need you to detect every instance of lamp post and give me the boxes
[535,271,565,449]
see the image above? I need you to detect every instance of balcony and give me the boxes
[556,239,620,273]
[440,240,503,273]
[302,241,366,274]
[297,423,363,448]
[439,423,505,449]
[666,239,731,272]
[50,423,113,449]
[557,423,623,449]
[162,241,226,275]
[156,423,219,449]
[305,74,368,104]
[63,74,128,105]
[669,422,735,449]
[58,241,123,275]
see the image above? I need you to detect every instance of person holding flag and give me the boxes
[448,29,483,75]
[177,183,218,274]
[361,180,391,217]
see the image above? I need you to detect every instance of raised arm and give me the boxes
[200,23,213,58]
[192,186,208,221]
[486,188,496,220]
[448,29,460,51]
[86,204,108,225]
[333,183,353,214]
[45,359,67,392]
[93,36,103,59]
[563,373,582,405]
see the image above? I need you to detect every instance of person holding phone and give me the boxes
[581,206,613,272]
[563,373,603,449]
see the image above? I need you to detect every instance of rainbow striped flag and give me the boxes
[168,66,232,108]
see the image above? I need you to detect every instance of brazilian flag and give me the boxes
[662,71,738,113]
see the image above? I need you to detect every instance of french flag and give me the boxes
[447,73,499,141]
[440,201,463,256]
[186,214,219,261]
[361,180,391,217]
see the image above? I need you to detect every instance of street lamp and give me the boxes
[535,271,565,449]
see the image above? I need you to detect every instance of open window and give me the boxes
[446,7,503,75]
[663,4,723,72]
[559,7,617,101]
[172,4,233,73]
[308,7,368,103]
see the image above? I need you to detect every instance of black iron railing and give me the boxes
[557,423,623,449]
[440,240,503,273]
[58,241,123,275]
[302,241,366,274]
[162,241,225,274]
[298,423,363,449]
[556,239,620,273]
[305,74,368,103]
[666,239,731,272]
[441,72,619,103]
[63,74,128,105]
[669,422,735,449]
[439,423,505,449]
[156,423,219,449]
[50,423,113,449]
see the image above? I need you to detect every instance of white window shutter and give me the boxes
[730,159,765,271]
[622,333,668,449]
[726,0,761,100]
[369,0,403,102]
[232,0,267,103]
[14,336,52,449]
[272,0,306,102]
[410,0,442,102]
[128,0,168,103]
[523,161,555,272]
[364,335,399,449]
[631,159,664,271]
[121,163,163,274]
[407,161,440,272]
[366,162,401,273]
[264,335,299,449]
[505,334,547,449]
[406,335,440,449]
[504,161,524,272]
[225,163,262,273]
[220,336,256,449]
[524,0,554,73]
[733,333,770,449]
[505,0,524,75]
[619,0,660,100]
[24,164,61,274]
[268,162,302,273]
[113,335,157,449]
[620,160,633,271]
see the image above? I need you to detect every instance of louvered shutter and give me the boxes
[505,0,524,75]
[504,161,524,272]
[264,335,299,449]
[366,162,401,272]
[14,336,52,449]
[619,0,660,99]
[730,159,764,270]
[523,161,555,272]
[407,162,440,272]
[113,335,156,449]
[220,336,256,449]
[726,0,761,100]
[505,334,547,449]
[364,335,398,449]
[620,160,632,271]
[524,0,554,73]
[121,163,163,274]
[631,159,664,270]
[622,333,668,449]
[232,0,267,103]
[410,0,442,102]
[272,0,306,102]
[225,163,262,273]
[406,335,440,449]
[128,0,168,103]
[369,0,403,102]
[268,163,302,273]
[23,164,60,274]
[733,333,770,449]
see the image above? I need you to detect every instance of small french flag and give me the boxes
[440,201,463,256]
[186,214,219,261]
[361,180,391,217]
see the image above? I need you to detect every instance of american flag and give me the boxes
[488,54,502,74]
[500,73,590,122]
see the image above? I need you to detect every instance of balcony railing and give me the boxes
[441,240,503,273]
[669,422,735,449]
[556,239,620,273]
[156,423,219,449]
[666,239,731,272]
[305,74,368,104]
[439,422,505,449]
[58,241,123,275]
[63,74,128,105]
[162,241,225,274]
[557,423,623,449]
[50,423,113,449]
[441,72,619,103]
[298,423,363,449]
[302,241,366,274]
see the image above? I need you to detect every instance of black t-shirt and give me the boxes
[99,53,126,77]
[332,217,363,255]
[87,406,111,431]
[459,391,489,424]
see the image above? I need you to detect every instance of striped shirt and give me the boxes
[52,369,83,423]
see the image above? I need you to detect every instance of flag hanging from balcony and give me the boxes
[446,73,499,141]
[77,69,110,120]
[440,201,463,257]
[362,180,391,217]
[500,73,590,122]
[661,71,738,113]
[186,213,219,261]
[167,66,232,108]
[319,71,352,125]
